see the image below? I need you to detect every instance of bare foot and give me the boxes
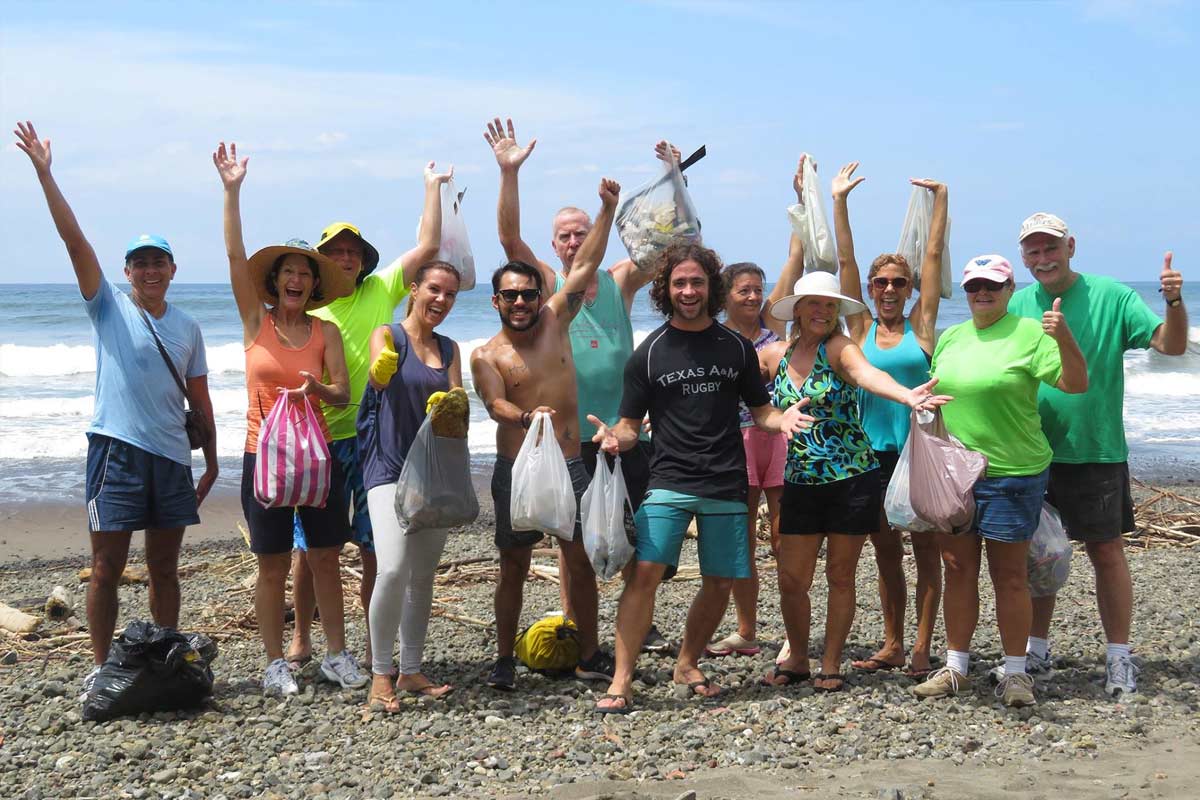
[396,672,452,699]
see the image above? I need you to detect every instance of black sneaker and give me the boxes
[487,656,517,691]
[575,649,615,681]
[641,624,671,654]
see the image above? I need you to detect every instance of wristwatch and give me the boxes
[1167,296,1183,308]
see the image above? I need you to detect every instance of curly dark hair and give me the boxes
[265,255,324,303]
[649,243,726,319]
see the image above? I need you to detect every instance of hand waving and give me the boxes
[832,161,865,200]
[1160,251,1183,302]
[485,117,536,172]
[213,141,248,189]
[14,121,52,174]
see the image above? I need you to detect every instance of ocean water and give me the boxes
[1,281,1197,504]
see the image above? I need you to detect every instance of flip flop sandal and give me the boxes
[595,693,634,715]
[367,693,402,714]
[813,673,846,693]
[760,665,812,687]
[851,657,901,673]
[905,667,933,680]
[673,677,722,700]
[404,683,453,700]
[286,653,312,672]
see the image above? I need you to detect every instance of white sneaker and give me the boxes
[320,649,369,689]
[78,666,102,703]
[263,658,300,696]
[1105,654,1140,698]
[989,650,1053,683]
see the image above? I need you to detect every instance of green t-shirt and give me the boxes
[309,259,410,440]
[930,313,1063,477]
[1009,273,1161,464]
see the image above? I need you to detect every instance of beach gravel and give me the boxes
[1,497,1199,798]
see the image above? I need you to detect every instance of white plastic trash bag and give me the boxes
[616,154,702,272]
[883,436,937,533]
[897,185,952,299]
[787,153,836,274]
[581,453,636,581]
[1027,503,1072,598]
[394,416,480,534]
[416,179,476,291]
[510,412,577,540]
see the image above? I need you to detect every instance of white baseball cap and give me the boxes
[1019,212,1069,242]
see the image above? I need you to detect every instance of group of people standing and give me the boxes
[15,114,1187,715]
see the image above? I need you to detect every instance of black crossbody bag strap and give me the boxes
[137,305,192,409]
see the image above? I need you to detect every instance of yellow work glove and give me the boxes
[369,344,399,386]
[425,391,448,416]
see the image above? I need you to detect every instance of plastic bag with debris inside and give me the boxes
[616,148,703,273]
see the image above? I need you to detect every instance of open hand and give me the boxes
[907,377,953,410]
[832,161,865,199]
[654,140,682,165]
[598,178,621,207]
[14,121,52,174]
[485,117,536,171]
[424,160,453,188]
[1160,251,1183,302]
[283,371,320,402]
[779,398,816,437]
[213,141,248,189]
[910,177,945,195]
[588,414,619,455]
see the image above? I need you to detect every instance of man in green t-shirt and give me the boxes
[1006,212,1188,698]
[289,164,454,672]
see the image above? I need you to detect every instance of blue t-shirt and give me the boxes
[84,279,208,465]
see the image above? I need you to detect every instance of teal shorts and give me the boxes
[634,490,749,579]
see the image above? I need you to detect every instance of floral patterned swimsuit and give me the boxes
[773,340,878,485]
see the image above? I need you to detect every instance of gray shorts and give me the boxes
[491,455,588,550]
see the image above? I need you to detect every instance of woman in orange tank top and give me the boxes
[215,141,366,697]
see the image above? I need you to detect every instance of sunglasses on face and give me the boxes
[496,288,541,303]
[963,279,1008,294]
[871,277,909,290]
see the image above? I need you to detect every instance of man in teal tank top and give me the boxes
[1007,212,1188,698]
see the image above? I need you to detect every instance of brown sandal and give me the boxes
[367,692,402,714]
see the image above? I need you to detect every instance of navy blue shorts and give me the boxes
[972,469,1049,543]
[86,433,200,533]
[240,453,351,555]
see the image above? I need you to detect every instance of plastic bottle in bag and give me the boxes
[615,156,702,273]
[897,185,952,299]
[509,412,577,540]
[1027,503,1072,598]
[786,153,836,274]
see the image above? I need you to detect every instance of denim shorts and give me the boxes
[634,490,750,579]
[293,437,373,552]
[972,469,1050,543]
[85,433,200,533]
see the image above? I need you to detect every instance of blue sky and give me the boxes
[1,0,1196,285]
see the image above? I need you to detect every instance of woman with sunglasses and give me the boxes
[830,162,948,679]
[913,256,1087,707]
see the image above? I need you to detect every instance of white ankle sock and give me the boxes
[1026,636,1049,659]
[1106,642,1131,661]
[1003,655,1027,676]
[946,649,970,675]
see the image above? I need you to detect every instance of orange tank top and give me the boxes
[244,313,332,453]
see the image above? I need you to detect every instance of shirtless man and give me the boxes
[471,177,621,690]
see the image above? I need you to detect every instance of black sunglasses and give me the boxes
[963,279,1008,294]
[871,276,909,290]
[496,288,541,303]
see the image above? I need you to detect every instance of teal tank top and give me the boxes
[773,340,877,485]
[554,269,636,439]
[858,320,931,453]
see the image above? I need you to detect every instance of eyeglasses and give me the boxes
[963,279,1008,294]
[871,277,909,290]
[496,288,541,303]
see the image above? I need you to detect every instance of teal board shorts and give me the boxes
[634,490,750,579]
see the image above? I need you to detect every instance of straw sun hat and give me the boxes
[768,271,867,321]
[247,239,355,311]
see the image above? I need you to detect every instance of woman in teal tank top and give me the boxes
[832,161,948,678]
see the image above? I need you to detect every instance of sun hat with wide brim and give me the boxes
[769,271,868,321]
[247,238,355,311]
[317,221,381,278]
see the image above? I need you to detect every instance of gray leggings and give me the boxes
[366,483,448,676]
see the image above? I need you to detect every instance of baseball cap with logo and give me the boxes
[961,255,1014,287]
[124,233,174,260]
[1018,213,1069,242]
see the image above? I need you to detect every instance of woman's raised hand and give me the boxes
[424,160,454,188]
[213,141,248,189]
[14,121,52,174]
[832,161,865,200]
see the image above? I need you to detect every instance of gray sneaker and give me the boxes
[988,650,1053,683]
[995,672,1037,707]
[911,667,971,699]
[320,649,369,689]
[1104,655,1140,698]
[263,658,300,697]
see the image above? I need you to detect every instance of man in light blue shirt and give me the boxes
[15,122,218,696]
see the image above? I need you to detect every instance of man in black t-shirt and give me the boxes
[588,243,812,714]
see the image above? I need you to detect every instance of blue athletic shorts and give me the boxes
[972,469,1049,543]
[293,437,372,552]
[634,490,749,579]
[85,433,200,533]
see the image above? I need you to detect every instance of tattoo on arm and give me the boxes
[566,291,584,314]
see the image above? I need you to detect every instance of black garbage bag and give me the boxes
[82,620,218,722]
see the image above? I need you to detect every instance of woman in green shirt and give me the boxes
[912,255,1087,708]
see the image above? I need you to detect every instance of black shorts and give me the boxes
[240,453,351,555]
[492,455,589,550]
[1046,462,1135,543]
[580,439,653,512]
[780,470,881,536]
[874,450,901,497]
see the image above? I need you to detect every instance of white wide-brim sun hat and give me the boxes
[768,271,868,321]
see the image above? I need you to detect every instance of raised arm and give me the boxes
[485,117,556,288]
[831,161,870,343]
[613,141,684,307]
[546,178,620,323]
[764,158,810,338]
[910,178,948,343]
[14,122,102,300]
[393,161,454,284]
[213,141,263,339]
[1150,252,1188,355]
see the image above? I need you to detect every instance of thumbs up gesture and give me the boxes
[1042,297,1069,340]
[1160,251,1183,303]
